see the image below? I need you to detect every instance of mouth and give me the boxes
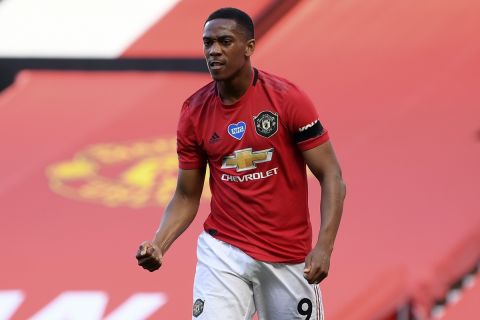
[208,61,225,70]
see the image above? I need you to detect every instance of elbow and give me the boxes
[336,167,347,199]
[340,177,347,200]
[320,170,346,199]
[336,166,346,199]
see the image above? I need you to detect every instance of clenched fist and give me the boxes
[136,241,163,272]
[303,245,331,284]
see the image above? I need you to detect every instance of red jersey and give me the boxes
[177,69,329,263]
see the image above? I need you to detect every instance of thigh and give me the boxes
[253,263,324,320]
[192,232,256,320]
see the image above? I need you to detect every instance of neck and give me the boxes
[217,64,253,105]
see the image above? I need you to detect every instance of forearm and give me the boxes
[316,174,346,253]
[152,193,200,255]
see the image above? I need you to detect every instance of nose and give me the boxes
[208,41,222,56]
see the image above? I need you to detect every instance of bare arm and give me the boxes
[136,167,206,271]
[302,141,346,283]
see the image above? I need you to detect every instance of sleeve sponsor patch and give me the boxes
[294,119,324,143]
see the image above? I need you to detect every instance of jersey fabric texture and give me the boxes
[177,68,329,263]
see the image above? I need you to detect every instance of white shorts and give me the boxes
[192,232,324,320]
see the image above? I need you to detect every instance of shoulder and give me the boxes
[182,81,216,112]
[256,69,308,102]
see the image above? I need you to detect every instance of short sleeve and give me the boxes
[177,101,207,169]
[285,87,329,151]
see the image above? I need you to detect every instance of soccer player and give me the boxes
[136,7,346,319]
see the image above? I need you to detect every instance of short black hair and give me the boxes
[205,7,255,40]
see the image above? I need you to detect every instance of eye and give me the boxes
[203,39,212,47]
[221,38,232,45]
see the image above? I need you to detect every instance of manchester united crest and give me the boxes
[193,299,204,317]
[253,111,278,138]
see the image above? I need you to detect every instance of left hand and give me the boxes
[303,245,331,284]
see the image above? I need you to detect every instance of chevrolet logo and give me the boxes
[221,148,274,172]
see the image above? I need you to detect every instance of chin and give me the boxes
[209,72,229,81]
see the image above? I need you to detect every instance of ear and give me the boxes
[245,39,255,57]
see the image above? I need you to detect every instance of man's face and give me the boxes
[203,19,253,81]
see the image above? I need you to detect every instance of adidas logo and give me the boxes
[209,132,221,143]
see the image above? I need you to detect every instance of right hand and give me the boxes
[136,241,163,272]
